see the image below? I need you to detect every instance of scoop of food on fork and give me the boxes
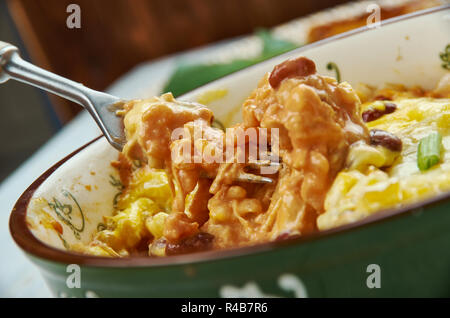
[0,41,279,184]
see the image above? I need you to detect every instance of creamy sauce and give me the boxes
[75,58,450,257]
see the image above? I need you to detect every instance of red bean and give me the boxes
[269,57,316,89]
[369,129,402,152]
[362,109,384,122]
[362,102,397,122]
[384,102,397,113]
[166,232,215,255]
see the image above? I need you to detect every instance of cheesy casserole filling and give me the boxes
[72,57,450,257]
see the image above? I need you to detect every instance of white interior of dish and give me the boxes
[26,9,450,250]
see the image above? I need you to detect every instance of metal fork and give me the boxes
[0,41,279,184]
[0,41,125,150]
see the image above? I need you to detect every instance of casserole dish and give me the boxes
[10,6,450,297]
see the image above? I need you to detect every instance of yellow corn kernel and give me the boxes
[324,171,360,210]
[209,204,232,222]
[145,212,168,239]
[346,142,386,170]
[132,197,160,214]
[149,241,166,257]
[104,198,159,249]
[405,106,425,122]
[237,199,262,215]
[359,181,401,212]
[226,186,247,200]
[119,169,172,210]
[437,112,450,128]
[376,146,399,167]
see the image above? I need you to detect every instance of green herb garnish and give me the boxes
[417,131,442,171]
[439,44,450,70]
[326,62,341,83]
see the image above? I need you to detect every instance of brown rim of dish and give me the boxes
[10,5,450,268]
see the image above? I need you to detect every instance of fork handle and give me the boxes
[0,41,115,107]
[0,41,124,149]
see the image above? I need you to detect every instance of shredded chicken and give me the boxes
[114,56,368,253]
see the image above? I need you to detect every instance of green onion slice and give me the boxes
[417,131,442,171]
